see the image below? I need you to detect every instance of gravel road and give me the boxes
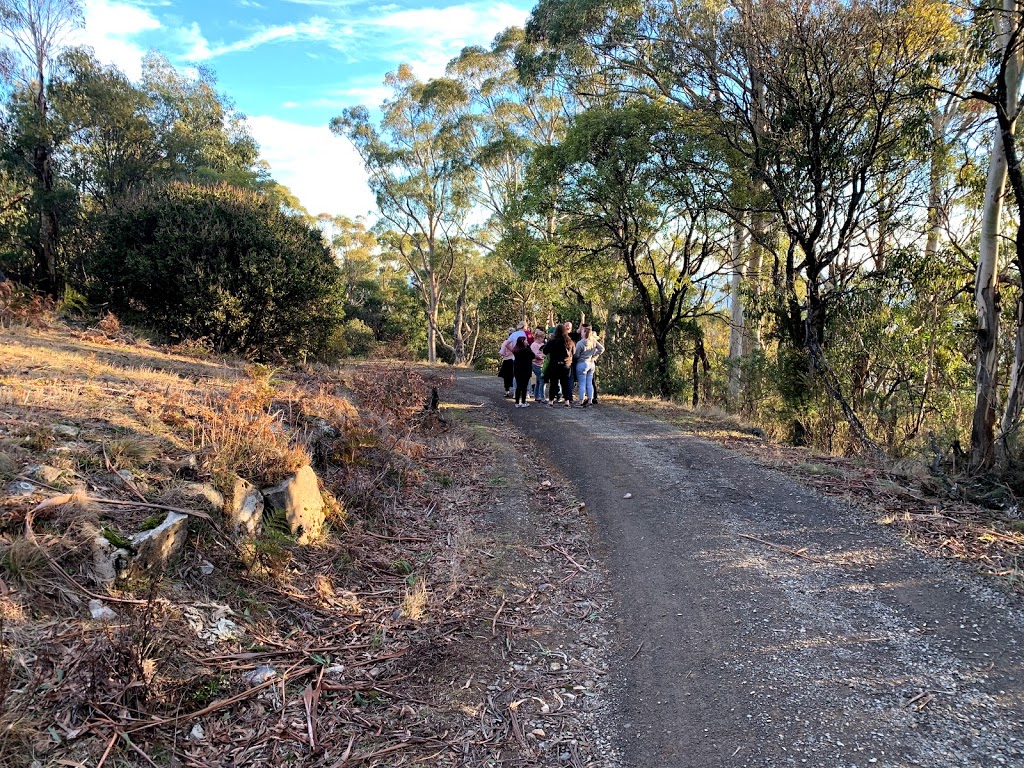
[455,371,1024,768]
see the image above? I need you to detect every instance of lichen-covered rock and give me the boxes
[5,480,36,496]
[91,534,130,584]
[33,465,67,486]
[224,475,263,538]
[131,512,188,572]
[262,466,324,544]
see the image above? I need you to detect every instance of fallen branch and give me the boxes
[103,445,148,503]
[491,597,506,636]
[24,512,147,606]
[32,493,214,523]
[122,664,319,734]
[329,737,448,767]
[738,533,826,564]
[544,543,588,572]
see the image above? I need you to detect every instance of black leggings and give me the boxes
[550,364,570,404]
[514,369,531,403]
[500,359,514,391]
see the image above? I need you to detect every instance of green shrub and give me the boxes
[93,182,343,360]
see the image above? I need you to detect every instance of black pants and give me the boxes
[499,359,514,391]
[514,368,531,403]
[551,363,570,404]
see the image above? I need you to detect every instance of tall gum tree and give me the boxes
[0,0,81,292]
[970,0,1024,468]
[332,65,475,363]
[529,102,729,397]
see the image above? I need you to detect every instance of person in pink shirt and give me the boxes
[498,329,516,397]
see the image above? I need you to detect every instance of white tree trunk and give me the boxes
[974,0,1022,470]
[972,123,1010,471]
[727,217,747,399]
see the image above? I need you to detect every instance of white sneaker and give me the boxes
[522,402,530,408]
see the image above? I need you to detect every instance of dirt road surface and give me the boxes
[454,371,1024,768]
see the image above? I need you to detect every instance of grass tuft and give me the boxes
[400,580,429,621]
[105,436,160,469]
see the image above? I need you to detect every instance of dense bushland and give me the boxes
[93,183,343,359]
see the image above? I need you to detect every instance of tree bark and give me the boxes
[727,217,746,399]
[971,126,1006,472]
[971,0,1019,472]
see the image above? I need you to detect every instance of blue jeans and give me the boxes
[576,361,595,401]
[532,364,544,399]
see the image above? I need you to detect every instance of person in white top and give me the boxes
[574,324,604,408]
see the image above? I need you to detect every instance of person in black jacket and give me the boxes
[512,336,535,407]
[542,325,574,408]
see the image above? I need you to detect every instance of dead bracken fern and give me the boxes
[196,368,310,486]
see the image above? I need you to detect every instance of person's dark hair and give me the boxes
[515,336,527,348]
[558,324,573,354]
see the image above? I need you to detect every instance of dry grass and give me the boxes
[0,325,520,766]
[401,579,429,621]
[602,394,762,440]
[197,378,311,486]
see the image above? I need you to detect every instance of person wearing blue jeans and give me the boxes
[573,324,604,407]
[530,327,546,400]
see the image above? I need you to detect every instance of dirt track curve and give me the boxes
[453,371,1024,768]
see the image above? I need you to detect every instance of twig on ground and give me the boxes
[544,542,588,572]
[31,493,215,523]
[492,597,506,636]
[123,664,319,734]
[738,533,826,563]
[24,511,147,605]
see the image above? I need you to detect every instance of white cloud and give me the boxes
[175,22,212,62]
[76,0,161,79]
[362,2,529,78]
[183,17,333,62]
[247,115,376,218]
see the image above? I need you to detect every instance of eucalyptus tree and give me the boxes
[140,53,260,186]
[968,0,1024,469]
[332,65,476,363]
[0,0,81,291]
[530,101,729,397]
[446,27,585,322]
[48,50,160,209]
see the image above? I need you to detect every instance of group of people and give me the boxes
[497,319,605,408]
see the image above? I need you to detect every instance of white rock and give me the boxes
[131,512,188,572]
[51,424,79,437]
[262,466,324,544]
[176,482,224,514]
[244,665,277,686]
[198,560,215,576]
[188,724,205,741]
[91,535,130,585]
[623,493,633,499]
[225,475,263,538]
[88,599,117,621]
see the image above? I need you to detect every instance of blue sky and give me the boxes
[73,0,534,217]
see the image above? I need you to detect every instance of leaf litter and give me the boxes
[0,327,621,767]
